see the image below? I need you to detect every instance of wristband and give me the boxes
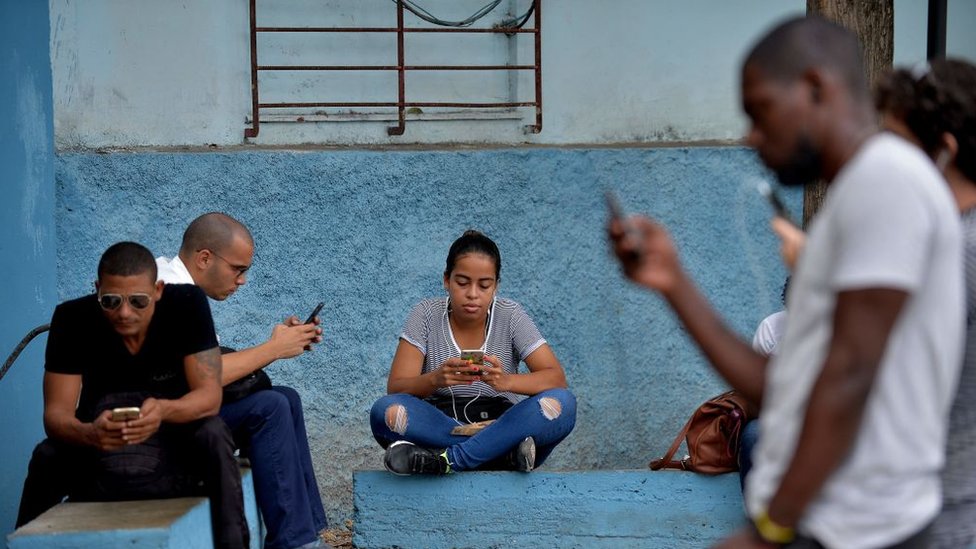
[753,509,795,544]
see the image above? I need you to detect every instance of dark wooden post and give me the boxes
[803,1,893,225]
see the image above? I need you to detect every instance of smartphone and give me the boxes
[604,190,626,223]
[110,407,141,422]
[460,349,485,375]
[605,190,642,260]
[304,302,324,324]
[756,180,796,226]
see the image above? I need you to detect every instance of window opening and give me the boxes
[244,0,542,138]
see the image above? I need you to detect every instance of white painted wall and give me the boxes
[49,0,976,148]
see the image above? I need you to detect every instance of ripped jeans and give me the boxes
[370,388,576,471]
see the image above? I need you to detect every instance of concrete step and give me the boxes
[7,467,262,549]
[8,497,213,549]
[353,469,746,548]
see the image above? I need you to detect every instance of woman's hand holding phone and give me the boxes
[432,357,481,388]
[479,355,512,391]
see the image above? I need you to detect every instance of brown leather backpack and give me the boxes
[650,390,759,474]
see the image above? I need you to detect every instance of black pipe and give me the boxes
[927,0,947,60]
[0,324,50,383]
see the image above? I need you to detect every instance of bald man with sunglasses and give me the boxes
[16,241,249,549]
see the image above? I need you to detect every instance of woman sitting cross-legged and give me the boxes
[369,230,576,475]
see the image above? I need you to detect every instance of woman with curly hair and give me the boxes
[874,58,976,549]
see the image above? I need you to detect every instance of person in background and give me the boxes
[738,277,790,490]
[751,277,790,357]
[874,57,976,549]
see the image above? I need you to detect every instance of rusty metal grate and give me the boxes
[244,0,542,138]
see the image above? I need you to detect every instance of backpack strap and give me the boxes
[649,411,695,470]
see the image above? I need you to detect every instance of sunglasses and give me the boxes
[98,293,153,311]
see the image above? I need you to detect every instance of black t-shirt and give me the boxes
[45,283,218,422]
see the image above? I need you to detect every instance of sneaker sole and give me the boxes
[384,440,416,476]
[517,437,536,472]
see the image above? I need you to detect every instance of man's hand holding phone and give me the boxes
[93,410,128,451]
[608,213,684,296]
[275,302,324,357]
[120,398,163,445]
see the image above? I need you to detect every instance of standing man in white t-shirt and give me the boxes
[609,16,963,549]
[157,212,329,549]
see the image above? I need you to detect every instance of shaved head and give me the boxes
[179,212,253,256]
[98,241,157,283]
[743,16,869,102]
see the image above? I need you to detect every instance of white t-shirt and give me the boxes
[156,255,221,343]
[752,310,787,357]
[156,255,194,285]
[745,134,965,549]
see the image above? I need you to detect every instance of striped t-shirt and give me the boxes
[400,297,546,403]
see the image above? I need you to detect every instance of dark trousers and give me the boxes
[17,417,249,549]
[221,386,326,549]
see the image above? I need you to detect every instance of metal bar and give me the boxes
[927,0,947,59]
[246,0,544,137]
[529,0,542,133]
[387,0,406,135]
[0,324,49,383]
[260,101,536,108]
[258,65,537,71]
[244,0,260,138]
[256,26,535,34]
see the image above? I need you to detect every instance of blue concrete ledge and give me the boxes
[353,469,746,548]
[7,467,263,549]
[7,497,213,549]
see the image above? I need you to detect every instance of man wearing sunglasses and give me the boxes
[16,241,249,548]
[156,212,327,549]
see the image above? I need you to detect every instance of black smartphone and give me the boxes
[304,302,324,324]
[757,180,796,226]
[605,190,642,260]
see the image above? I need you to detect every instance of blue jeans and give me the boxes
[221,386,327,549]
[738,418,760,493]
[370,388,576,471]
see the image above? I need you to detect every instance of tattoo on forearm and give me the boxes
[192,348,222,381]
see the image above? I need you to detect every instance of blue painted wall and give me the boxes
[354,470,745,548]
[55,146,797,523]
[0,0,57,544]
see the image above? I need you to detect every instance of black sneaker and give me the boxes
[384,440,451,475]
[509,437,536,472]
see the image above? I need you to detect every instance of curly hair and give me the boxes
[875,58,976,183]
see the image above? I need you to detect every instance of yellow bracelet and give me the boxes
[753,509,795,544]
